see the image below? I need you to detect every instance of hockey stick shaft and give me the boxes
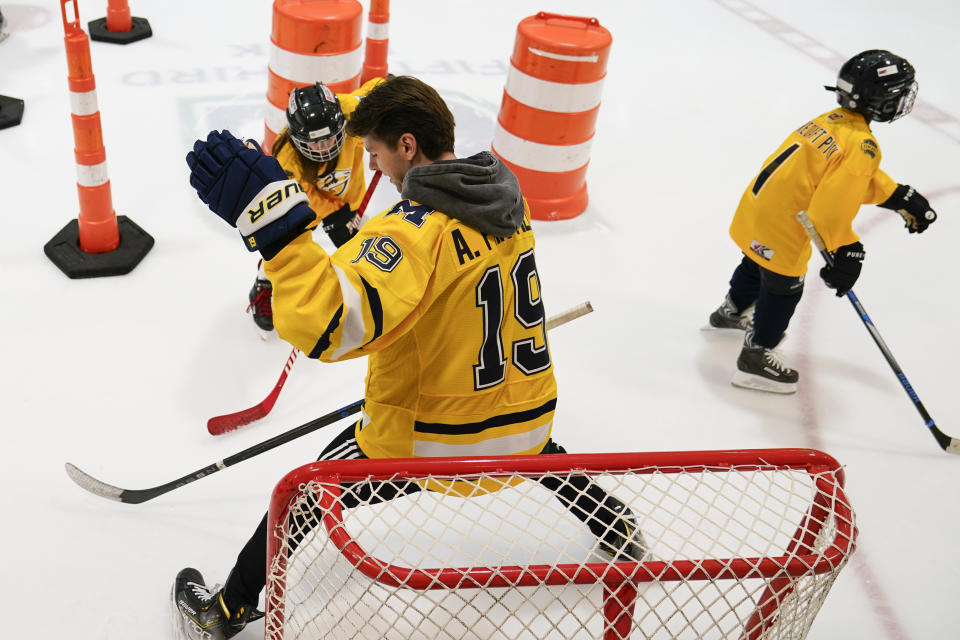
[796,211,958,454]
[67,400,364,504]
[356,169,382,218]
[207,171,385,435]
[68,301,596,503]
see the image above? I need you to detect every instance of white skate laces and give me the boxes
[187,580,221,603]
[762,346,793,374]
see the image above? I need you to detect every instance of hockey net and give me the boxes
[265,449,856,640]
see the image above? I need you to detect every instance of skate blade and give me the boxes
[253,325,276,342]
[731,370,797,394]
[700,323,748,332]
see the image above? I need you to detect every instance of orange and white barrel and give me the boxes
[492,12,612,220]
[264,0,363,151]
[61,0,118,253]
[360,0,389,83]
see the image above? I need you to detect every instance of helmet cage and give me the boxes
[286,83,347,162]
[290,126,346,162]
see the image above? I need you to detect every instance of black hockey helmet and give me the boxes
[825,50,917,123]
[286,83,347,162]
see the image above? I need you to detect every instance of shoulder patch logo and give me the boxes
[826,112,844,121]
[860,139,878,158]
[750,240,774,261]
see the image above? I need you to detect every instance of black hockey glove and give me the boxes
[820,241,865,297]
[186,130,317,259]
[321,203,363,248]
[878,184,937,234]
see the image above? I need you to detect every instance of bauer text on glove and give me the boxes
[186,129,317,259]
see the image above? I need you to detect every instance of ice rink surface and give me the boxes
[1,0,958,638]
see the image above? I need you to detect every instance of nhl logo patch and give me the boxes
[750,240,774,261]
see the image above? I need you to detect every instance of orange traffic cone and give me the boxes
[45,0,153,278]
[361,0,389,84]
[88,0,152,44]
[263,0,363,152]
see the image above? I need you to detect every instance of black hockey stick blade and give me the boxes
[65,399,364,504]
[796,211,958,455]
[928,423,960,455]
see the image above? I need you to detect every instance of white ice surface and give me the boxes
[1,1,958,638]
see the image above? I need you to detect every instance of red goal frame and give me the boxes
[266,448,855,640]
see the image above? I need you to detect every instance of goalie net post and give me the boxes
[265,449,856,640]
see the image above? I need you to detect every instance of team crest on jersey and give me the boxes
[826,112,844,121]
[386,200,435,227]
[316,169,350,196]
[860,139,878,158]
[750,240,774,261]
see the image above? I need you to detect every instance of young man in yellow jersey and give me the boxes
[174,76,646,640]
[248,78,382,336]
[708,50,938,394]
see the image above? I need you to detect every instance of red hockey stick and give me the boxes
[207,171,382,435]
[207,347,299,434]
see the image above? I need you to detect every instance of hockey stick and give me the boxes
[208,171,384,435]
[796,211,959,455]
[68,400,364,504]
[67,301,595,503]
[207,347,299,435]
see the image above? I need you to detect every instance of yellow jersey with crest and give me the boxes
[272,77,383,219]
[265,200,557,462]
[729,108,898,276]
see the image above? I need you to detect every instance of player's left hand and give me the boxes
[878,184,937,234]
[321,204,363,248]
[186,130,317,258]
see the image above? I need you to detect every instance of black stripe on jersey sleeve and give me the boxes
[307,305,344,359]
[413,397,557,435]
[359,275,383,345]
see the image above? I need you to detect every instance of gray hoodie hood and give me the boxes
[401,151,525,237]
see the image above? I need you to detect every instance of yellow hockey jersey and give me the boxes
[272,77,383,220]
[730,108,898,276]
[265,154,557,463]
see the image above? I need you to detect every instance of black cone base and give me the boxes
[88,16,152,44]
[44,215,154,279]
[0,94,24,129]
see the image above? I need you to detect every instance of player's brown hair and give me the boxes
[346,76,455,160]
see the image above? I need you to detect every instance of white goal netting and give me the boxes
[265,450,856,640]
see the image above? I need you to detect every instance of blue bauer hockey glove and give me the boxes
[186,130,316,259]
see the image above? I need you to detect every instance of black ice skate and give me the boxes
[731,330,798,394]
[706,294,753,331]
[247,274,274,338]
[171,568,261,640]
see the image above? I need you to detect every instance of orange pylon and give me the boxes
[45,0,153,278]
